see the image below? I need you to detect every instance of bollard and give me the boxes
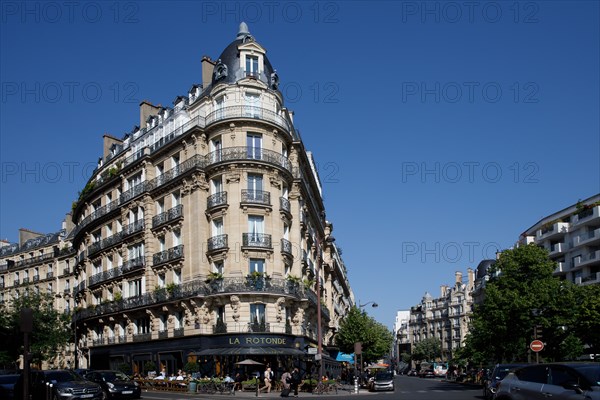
[354,377,359,394]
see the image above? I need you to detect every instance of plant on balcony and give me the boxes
[114,292,122,302]
[107,165,120,178]
[286,275,301,284]
[166,282,178,295]
[205,272,223,283]
[249,318,267,332]
[247,271,270,289]
[302,278,315,290]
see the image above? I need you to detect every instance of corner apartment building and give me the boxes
[0,23,355,374]
[519,194,600,285]
[408,270,474,361]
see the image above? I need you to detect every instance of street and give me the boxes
[139,375,483,400]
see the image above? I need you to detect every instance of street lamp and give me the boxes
[359,301,378,309]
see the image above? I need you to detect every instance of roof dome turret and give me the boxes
[211,23,278,90]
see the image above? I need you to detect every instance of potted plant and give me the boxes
[205,271,223,283]
[166,282,178,295]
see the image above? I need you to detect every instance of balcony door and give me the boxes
[247,173,263,200]
[247,133,262,159]
[248,216,264,241]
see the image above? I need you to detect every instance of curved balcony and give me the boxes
[207,191,228,211]
[207,234,228,253]
[241,190,271,206]
[152,205,184,229]
[88,257,145,288]
[281,238,293,256]
[279,197,291,215]
[74,279,207,321]
[206,146,291,173]
[242,233,272,249]
[205,276,303,298]
[205,105,290,133]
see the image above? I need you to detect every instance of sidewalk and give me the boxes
[175,385,373,398]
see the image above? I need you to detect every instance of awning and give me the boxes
[335,352,354,363]
[196,347,306,356]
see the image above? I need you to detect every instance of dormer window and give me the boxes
[246,55,259,78]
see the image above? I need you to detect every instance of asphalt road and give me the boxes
[139,375,484,400]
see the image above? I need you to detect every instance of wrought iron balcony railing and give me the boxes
[153,245,184,266]
[242,233,272,249]
[152,204,184,228]
[279,197,291,214]
[241,190,271,206]
[281,238,292,256]
[206,146,291,172]
[205,105,290,132]
[207,234,228,252]
[247,322,270,333]
[207,191,228,210]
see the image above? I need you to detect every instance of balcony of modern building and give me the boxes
[536,221,570,241]
[573,205,600,226]
[573,227,600,248]
[548,242,568,257]
[572,250,600,270]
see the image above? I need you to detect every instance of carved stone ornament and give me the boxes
[269,174,281,189]
[275,297,285,322]
[230,295,241,322]
[213,59,228,81]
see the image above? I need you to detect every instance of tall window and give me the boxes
[244,93,260,117]
[127,172,142,189]
[215,97,225,120]
[247,173,263,198]
[250,304,266,324]
[211,136,222,163]
[248,215,264,239]
[156,198,164,215]
[128,278,143,298]
[158,236,165,252]
[136,317,150,334]
[245,56,259,76]
[213,261,224,275]
[249,258,265,274]
[212,218,224,236]
[172,190,180,207]
[247,133,262,159]
[172,229,181,246]
[173,269,181,285]
[211,176,223,194]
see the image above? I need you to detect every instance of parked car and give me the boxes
[407,369,418,376]
[495,362,600,400]
[419,369,436,378]
[483,363,527,400]
[84,370,141,399]
[0,374,19,400]
[369,371,395,391]
[14,369,103,400]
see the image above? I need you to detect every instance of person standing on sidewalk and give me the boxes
[263,367,273,393]
[291,367,301,397]
[281,370,292,397]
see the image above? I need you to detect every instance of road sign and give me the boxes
[307,347,317,355]
[530,340,544,352]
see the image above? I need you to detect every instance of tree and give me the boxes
[0,291,72,368]
[573,284,600,355]
[462,244,585,363]
[411,338,441,363]
[336,307,394,363]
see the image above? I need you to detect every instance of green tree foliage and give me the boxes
[0,291,72,368]
[336,307,394,363]
[462,244,594,363]
[573,284,600,355]
[411,338,442,362]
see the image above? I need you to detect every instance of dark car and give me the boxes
[495,362,600,400]
[483,363,527,400]
[370,371,395,391]
[419,369,435,378]
[84,370,141,399]
[0,374,19,400]
[14,369,103,400]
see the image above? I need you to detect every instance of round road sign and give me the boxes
[530,340,544,352]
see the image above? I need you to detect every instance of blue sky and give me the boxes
[1,1,599,328]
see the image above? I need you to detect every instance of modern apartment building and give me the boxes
[0,23,354,375]
[408,270,474,362]
[519,194,600,286]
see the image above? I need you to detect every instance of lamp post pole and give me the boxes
[316,235,324,381]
